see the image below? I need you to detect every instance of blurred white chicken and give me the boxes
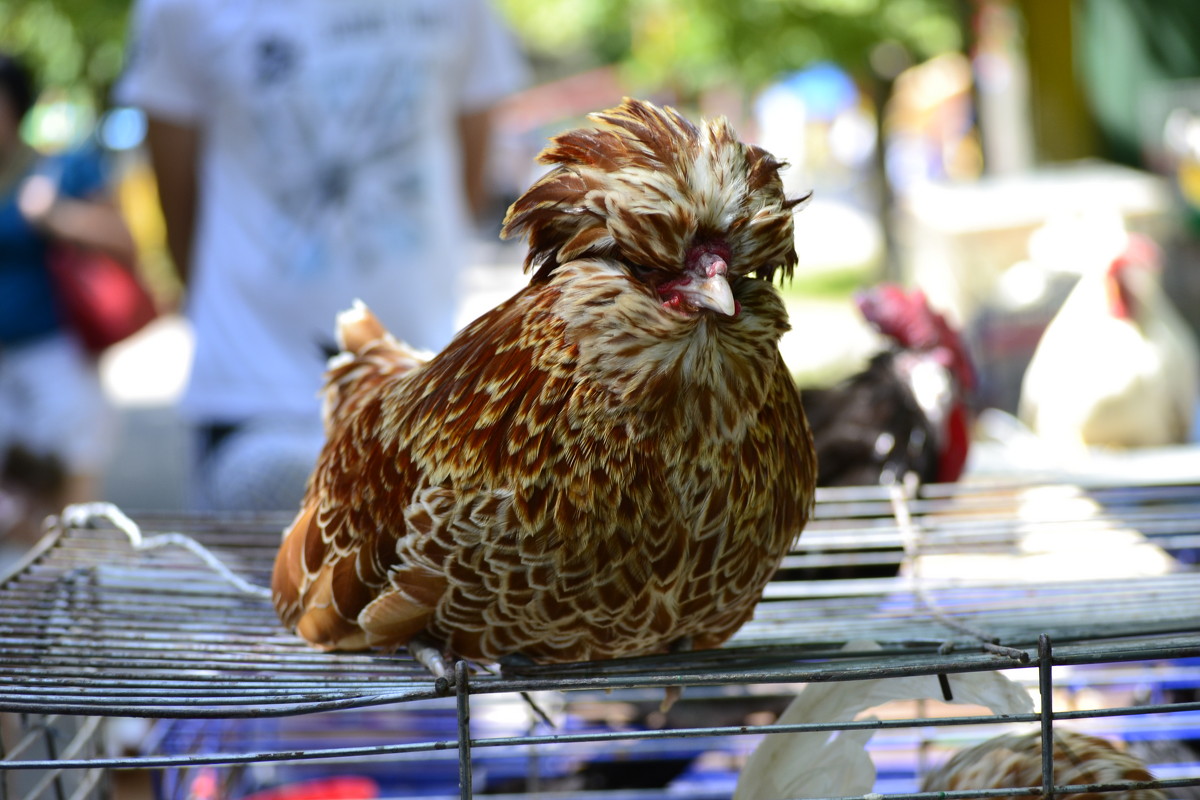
[733,654,1166,800]
[733,645,1034,800]
[1019,231,1199,449]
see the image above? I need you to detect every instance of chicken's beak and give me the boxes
[678,258,736,316]
[682,274,736,316]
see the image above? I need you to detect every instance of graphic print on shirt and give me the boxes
[242,3,456,280]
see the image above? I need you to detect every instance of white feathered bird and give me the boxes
[733,653,1165,800]
[733,645,1034,800]
[1019,232,1199,449]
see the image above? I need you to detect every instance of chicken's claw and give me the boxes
[408,635,452,694]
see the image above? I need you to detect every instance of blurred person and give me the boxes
[115,0,527,511]
[0,52,134,553]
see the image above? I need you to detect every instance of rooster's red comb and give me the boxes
[855,283,975,391]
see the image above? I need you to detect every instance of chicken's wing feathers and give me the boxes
[272,290,572,653]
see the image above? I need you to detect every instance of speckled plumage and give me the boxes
[921,730,1166,800]
[271,98,816,665]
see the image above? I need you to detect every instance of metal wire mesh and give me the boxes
[0,478,1198,799]
[1,714,106,800]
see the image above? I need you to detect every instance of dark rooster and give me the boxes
[801,284,974,487]
[271,99,817,669]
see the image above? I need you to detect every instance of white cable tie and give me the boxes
[59,502,273,600]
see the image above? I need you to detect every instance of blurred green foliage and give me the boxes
[0,0,129,104]
[497,0,964,94]
[2,0,963,105]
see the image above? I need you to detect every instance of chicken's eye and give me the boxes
[627,262,657,282]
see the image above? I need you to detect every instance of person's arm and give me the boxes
[458,105,494,224]
[18,177,138,268]
[145,116,200,287]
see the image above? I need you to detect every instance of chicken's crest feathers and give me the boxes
[502,97,803,284]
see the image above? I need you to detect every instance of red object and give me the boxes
[240,776,380,800]
[47,244,157,356]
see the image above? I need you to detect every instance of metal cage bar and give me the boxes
[1038,635,1055,800]
[0,480,1198,799]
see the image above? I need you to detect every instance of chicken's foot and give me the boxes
[407,635,452,694]
[497,652,537,672]
[660,635,694,712]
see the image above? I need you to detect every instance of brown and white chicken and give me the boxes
[271,99,817,667]
[1019,232,1199,449]
[922,729,1166,800]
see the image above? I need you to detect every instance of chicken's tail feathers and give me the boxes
[322,302,431,429]
[333,301,431,366]
[272,503,317,629]
[336,300,389,355]
[273,504,443,661]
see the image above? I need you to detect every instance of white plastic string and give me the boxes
[58,502,273,599]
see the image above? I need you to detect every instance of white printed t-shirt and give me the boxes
[116,0,527,424]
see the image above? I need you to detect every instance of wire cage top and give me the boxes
[1,478,1198,799]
